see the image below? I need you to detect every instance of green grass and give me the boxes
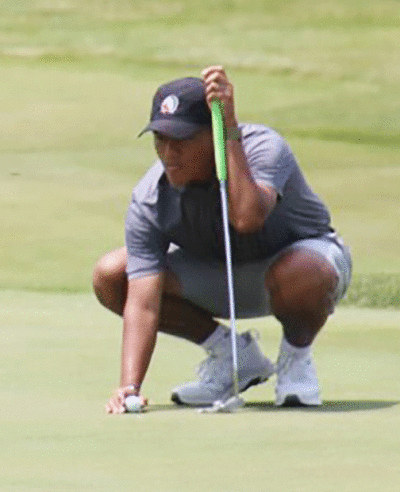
[1,291,399,491]
[1,3,399,490]
[1,1,399,303]
[342,273,400,308]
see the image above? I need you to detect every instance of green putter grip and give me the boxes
[211,99,227,183]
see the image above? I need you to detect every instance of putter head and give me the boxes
[198,396,245,414]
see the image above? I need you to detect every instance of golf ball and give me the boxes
[125,395,143,413]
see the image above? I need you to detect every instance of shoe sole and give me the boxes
[276,394,322,407]
[171,375,269,406]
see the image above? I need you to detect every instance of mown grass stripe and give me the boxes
[341,273,400,309]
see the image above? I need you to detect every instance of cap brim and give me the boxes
[138,119,207,140]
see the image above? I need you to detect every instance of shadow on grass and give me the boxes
[144,400,399,413]
[144,403,190,413]
[245,400,399,412]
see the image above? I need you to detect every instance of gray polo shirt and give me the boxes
[125,124,332,280]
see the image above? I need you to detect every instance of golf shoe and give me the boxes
[275,344,322,407]
[171,331,275,406]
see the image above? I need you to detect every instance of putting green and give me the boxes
[1,291,399,491]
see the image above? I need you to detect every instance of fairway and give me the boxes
[1,291,399,491]
[1,1,400,491]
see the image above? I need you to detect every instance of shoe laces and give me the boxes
[196,347,232,384]
[195,330,260,384]
[277,351,314,383]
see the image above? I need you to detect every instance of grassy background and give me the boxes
[1,0,400,305]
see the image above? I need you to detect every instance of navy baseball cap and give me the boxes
[138,77,212,140]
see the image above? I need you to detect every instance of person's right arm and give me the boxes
[202,66,278,233]
[105,272,163,414]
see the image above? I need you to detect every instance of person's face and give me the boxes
[154,128,215,187]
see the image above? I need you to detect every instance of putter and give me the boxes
[199,99,244,414]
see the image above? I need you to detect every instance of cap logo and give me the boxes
[160,95,179,115]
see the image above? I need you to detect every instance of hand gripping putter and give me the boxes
[199,100,244,414]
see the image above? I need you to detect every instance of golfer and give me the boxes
[93,66,352,414]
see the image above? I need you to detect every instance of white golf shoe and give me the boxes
[275,344,322,407]
[171,331,275,406]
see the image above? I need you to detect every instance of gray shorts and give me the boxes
[166,232,352,319]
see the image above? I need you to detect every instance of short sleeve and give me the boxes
[125,198,169,280]
[241,124,297,196]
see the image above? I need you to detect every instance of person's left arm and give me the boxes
[202,66,278,233]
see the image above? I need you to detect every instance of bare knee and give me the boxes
[266,248,338,318]
[93,247,127,315]
[93,248,127,284]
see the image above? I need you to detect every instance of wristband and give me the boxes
[225,126,241,141]
[127,383,141,395]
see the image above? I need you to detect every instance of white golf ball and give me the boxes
[125,395,143,413]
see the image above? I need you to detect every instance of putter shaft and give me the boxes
[219,181,239,398]
[211,99,240,401]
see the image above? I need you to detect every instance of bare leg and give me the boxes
[92,248,218,343]
[265,248,338,347]
[92,248,128,316]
